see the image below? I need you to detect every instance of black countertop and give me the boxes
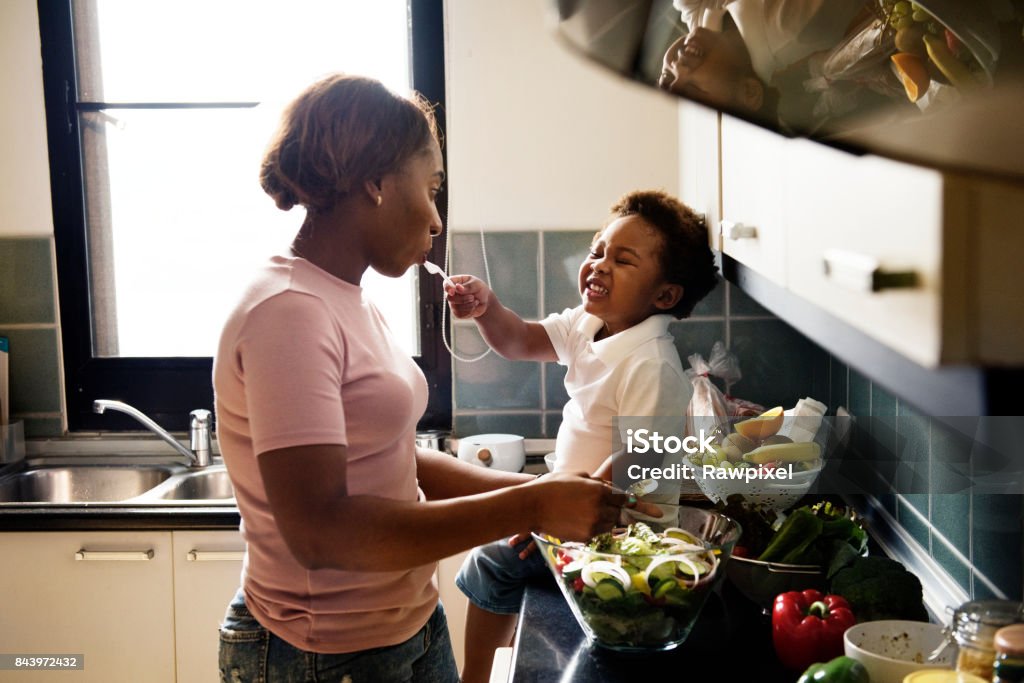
[510,575,798,682]
[0,506,240,531]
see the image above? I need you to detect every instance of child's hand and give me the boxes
[508,532,537,560]
[444,275,493,319]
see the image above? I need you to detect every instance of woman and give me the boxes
[213,73,629,682]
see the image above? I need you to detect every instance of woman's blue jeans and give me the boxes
[219,589,459,683]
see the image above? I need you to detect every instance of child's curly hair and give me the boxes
[609,190,719,319]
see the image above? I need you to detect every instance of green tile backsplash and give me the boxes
[454,413,543,440]
[2,328,61,414]
[452,324,541,410]
[728,318,829,410]
[0,238,56,325]
[451,232,539,318]
[542,231,592,314]
[668,319,727,374]
[0,237,62,437]
[832,356,1022,601]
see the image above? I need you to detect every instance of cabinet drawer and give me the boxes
[720,116,788,285]
[784,140,945,366]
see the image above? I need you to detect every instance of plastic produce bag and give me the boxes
[685,349,729,440]
[687,342,768,434]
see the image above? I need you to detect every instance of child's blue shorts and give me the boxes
[455,536,548,615]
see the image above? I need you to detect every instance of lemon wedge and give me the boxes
[734,406,784,441]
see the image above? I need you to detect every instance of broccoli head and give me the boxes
[829,556,929,622]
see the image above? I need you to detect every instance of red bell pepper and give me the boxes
[772,589,856,671]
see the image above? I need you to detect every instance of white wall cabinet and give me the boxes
[720,115,790,286]
[0,530,244,683]
[678,100,721,242]
[707,113,1024,367]
[783,139,948,366]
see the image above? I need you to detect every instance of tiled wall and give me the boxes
[0,237,63,437]
[451,229,1022,603]
[832,359,1023,602]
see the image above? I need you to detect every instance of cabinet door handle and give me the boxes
[721,221,757,240]
[822,249,918,292]
[75,549,154,561]
[187,550,245,562]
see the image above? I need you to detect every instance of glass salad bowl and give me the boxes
[533,506,741,652]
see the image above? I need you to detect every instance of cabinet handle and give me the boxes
[721,221,757,240]
[822,249,918,292]
[187,550,245,562]
[75,549,154,561]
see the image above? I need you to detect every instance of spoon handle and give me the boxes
[423,262,455,288]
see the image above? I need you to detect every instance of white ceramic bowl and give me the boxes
[844,620,955,683]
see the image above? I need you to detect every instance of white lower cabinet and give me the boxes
[0,531,176,683]
[437,550,470,675]
[171,530,245,683]
[0,529,244,683]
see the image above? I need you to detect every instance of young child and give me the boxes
[444,189,719,683]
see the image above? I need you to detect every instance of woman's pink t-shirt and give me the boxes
[213,254,436,653]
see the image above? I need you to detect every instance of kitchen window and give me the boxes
[38,0,451,431]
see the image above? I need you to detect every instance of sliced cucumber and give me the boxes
[663,584,691,606]
[594,578,626,601]
[647,561,677,583]
[676,559,710,577]
[652,578,677,599]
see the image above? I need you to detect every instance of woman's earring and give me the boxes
[375,195,383,207]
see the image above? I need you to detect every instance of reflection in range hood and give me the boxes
[551,0,1024,181]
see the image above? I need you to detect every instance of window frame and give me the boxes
[37,0,451,432]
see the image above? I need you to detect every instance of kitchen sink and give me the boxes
[151,468,234,501]
[0,465,175,504]
[0,458,235,506]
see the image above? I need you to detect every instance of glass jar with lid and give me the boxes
[994,624,1024,683]
[947,600,1024,679]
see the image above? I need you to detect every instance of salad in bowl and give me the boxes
[533,506,741,652]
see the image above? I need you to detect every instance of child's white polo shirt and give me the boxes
[540,306,692,475]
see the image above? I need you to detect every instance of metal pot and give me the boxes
[415,430,450,453]
[456,434,526,472]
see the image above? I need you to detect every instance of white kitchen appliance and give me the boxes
[456,434,526,472]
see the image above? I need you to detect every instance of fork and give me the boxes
[422,260,455,288]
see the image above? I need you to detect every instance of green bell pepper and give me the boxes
[758,508,823,563]
[796,656,868,683]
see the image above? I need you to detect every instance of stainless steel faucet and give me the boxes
[93,399,213,468]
